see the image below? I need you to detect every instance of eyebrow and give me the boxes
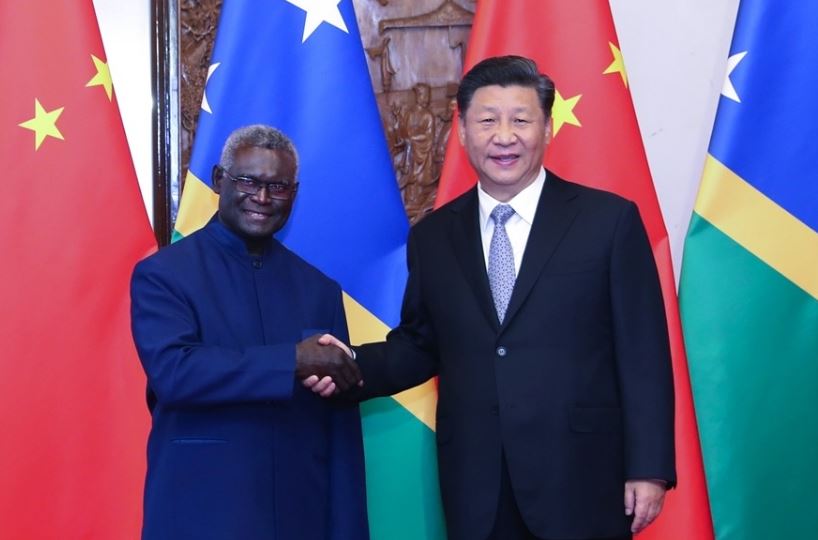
[473,105,535,114]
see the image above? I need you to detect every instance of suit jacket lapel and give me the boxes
[449,189,500,332]
[501,175,580,331]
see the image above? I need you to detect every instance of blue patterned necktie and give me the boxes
[488,204,516,323]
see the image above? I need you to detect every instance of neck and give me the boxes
[245,239,266,257]
[481,172,539,203]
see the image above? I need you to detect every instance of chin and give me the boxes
[487,176,524,188]
[236,224,271,238]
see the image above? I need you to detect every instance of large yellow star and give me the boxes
[86,54,113,100]
[552,89,582,137]
[603,42,628,87]
[18,98,65,150]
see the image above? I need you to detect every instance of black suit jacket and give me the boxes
[356,172,675,540]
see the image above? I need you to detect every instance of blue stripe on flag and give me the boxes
[708,0,818,232]
[188,0,408,325]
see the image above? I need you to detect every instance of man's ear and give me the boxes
[212,165,223,194]
[544,116,553,145]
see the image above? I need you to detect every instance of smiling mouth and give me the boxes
[243,209,272,219]
[490,154,520,165]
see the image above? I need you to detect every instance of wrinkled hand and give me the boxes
[625,479,667,534]
[296,334,361,393]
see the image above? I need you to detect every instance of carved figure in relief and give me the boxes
[365,36,397,93]
[385,100,406,169]
[397,83,436,219]
[434,96,457,178]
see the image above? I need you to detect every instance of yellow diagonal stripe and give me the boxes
[695,154,818,300]
[175,171,219,236]
[343,292,437,431]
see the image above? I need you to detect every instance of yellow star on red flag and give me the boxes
[552,90,581,137]
[603,42,628,87]
[86,54,113,100]
[18,98,65,150]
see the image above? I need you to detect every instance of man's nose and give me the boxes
[251,185,273,203]
[493,120,517,144]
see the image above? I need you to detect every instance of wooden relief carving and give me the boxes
[179,0,222,178]
[175,0,474,224]
[365,37,397,93]
[358,0,474,223]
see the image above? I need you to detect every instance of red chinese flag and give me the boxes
[0,1,156,537]
[438,2,713,539]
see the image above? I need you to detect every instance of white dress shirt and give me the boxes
[477,168,547,276]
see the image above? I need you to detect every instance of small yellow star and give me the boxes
[18,98,65,150]
[603,42,628,87]
[86,54,113,100]
[552,90,582,137]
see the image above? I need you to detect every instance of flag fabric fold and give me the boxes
[680,1,818,539]
[176,1,445,537]
[0,1,156,537]
[439,2,714,539]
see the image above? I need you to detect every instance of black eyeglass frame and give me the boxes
[218,166,298,199]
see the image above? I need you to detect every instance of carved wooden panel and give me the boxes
[173,0,474,225]
[179,0,222,177]
[358,0,475,223]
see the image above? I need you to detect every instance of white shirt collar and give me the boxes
[477,168,547,230]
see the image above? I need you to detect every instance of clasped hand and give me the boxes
[295,334,360,396]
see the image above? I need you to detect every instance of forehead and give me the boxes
[466,84,541,115]
[232,146,296,175]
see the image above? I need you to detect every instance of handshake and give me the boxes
[295,334,361,397]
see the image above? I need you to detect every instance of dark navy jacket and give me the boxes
[355,174,675,540]
[131,218,368,540]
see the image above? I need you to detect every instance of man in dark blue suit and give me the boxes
[131,125,367,540]
[312,56,676,540]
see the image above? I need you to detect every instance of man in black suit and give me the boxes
[308,55,675,540]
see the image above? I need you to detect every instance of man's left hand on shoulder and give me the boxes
[624,479,667,534]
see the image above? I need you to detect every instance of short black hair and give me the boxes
[456,55,555,119]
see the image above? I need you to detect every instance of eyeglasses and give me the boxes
[218,167,298,199]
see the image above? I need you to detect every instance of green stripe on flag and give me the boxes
[361,397,446,540]
[680,213,818,540]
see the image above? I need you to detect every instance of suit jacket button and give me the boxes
[496,346,507,357]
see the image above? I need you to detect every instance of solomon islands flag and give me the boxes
[679,1,818,539]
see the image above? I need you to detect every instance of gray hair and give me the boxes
[219,124,299,176]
